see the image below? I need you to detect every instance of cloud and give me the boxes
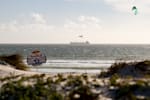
[0,13,56,43]
[0,13,54,33]
[104,0,150,14]
[64,15,102,34]
[0,14,103,43]
[63,15,103,42]
[31,13,46,24]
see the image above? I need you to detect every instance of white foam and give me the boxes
[25,59,138,73]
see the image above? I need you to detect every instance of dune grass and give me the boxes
[0,54,28,70]
[99,60,150,78]
[0,74,99,100]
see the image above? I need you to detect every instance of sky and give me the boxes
[0,0,150,44]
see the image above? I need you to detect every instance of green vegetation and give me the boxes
[99,60,150,99]
[0,74,99,100]
[110,73,120,86]
[115,80,150,100]
[66,75,83,88]
[0,60,150,100]
[0,74,63,100]
[54,73,67,84]
[67,85,98,100]
[99,60,150,78]
[135,60,150,74]
[0,54,28,70]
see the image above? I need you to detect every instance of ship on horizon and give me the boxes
[70,41,90,45]
[70,34,90,45]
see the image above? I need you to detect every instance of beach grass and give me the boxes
[0,54,28,70]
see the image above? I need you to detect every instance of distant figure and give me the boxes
[27,50,46,66]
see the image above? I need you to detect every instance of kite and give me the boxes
[132,6,138,15]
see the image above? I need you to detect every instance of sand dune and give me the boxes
[0,65,39,78]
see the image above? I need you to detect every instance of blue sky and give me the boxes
[0,0,150,44]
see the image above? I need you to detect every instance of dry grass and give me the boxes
[0,54,28,70]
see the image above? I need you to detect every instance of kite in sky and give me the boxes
[132,6,138,15]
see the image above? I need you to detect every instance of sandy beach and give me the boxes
[0,61,150,100]
[0,65,40,78]
[0,65,111,100]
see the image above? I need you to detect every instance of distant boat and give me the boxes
[70,41,90,45]
[27,50,46,66]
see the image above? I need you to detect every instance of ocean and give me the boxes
[1,44,150,73]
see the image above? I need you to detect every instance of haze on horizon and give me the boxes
[0,0,150,44]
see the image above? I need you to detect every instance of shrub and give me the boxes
[99,60,150,78]
[110,73,120,86]
[115,82,150,100]
[66,76,83,88]
[0,74,63,100]
[67,85,98,100]
[135,60,150,73]
[109,62,127,75]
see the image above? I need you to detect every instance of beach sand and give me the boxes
[0,63,150,100]
[0,65,40,78]
[0,65,112,100]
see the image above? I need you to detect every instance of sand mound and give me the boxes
[100,60,150,78]
[0,65,39,78]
